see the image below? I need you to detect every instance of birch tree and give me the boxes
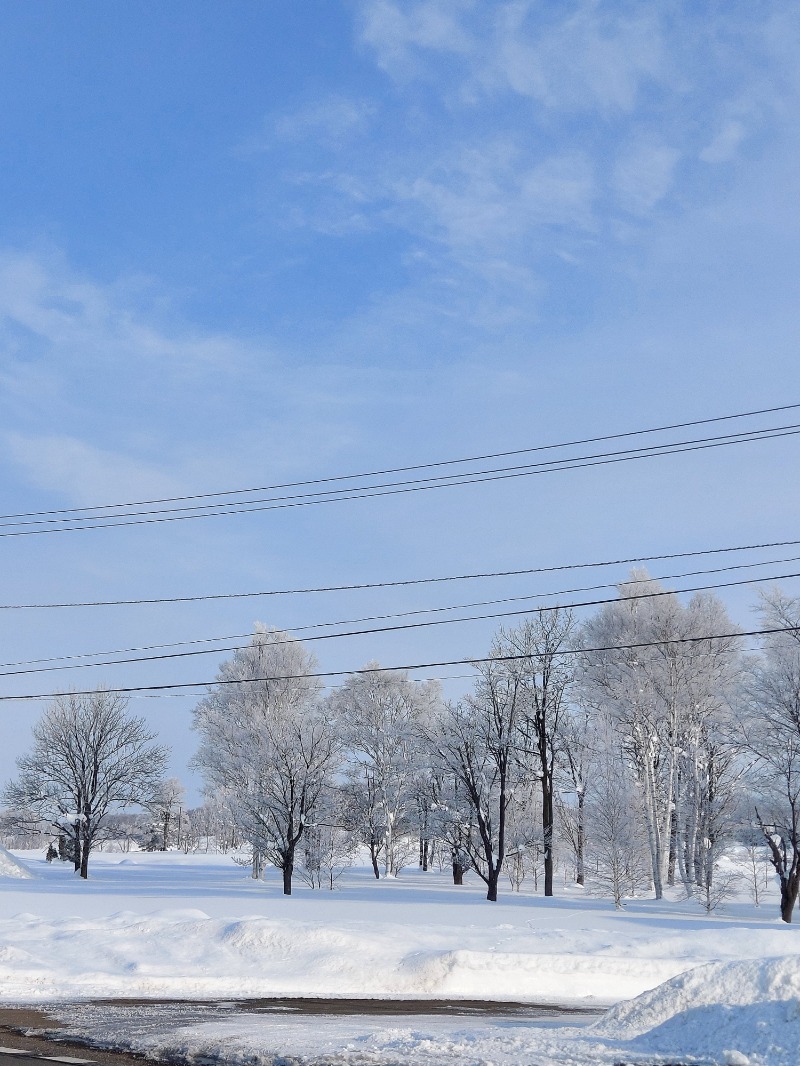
[556,702,596,887]
[579,574,741,899]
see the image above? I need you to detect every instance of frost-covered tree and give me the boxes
[4,689,167,878]
[147,777,185,851]
[666,594,743,896]
[331,666,438,878]
[300,795,356,891]
[556,702,596,887]
[192,625,339,895]
[586,721,650,907]
[579,574,741,899]
[427,763,474,885]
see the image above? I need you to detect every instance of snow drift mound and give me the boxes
[0,846,34,879]
[594,955,800,1066]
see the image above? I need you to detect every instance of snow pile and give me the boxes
[595,954,800,1065]
[0,845,34,879]
[0,908,688,1002]
[43,957,800,1066]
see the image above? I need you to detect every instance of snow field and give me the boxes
[2,848,800,1064]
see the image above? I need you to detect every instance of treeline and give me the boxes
[6,571,800,922]
[190,570,800,920]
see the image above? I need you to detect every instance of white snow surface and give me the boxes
[1,848,799,1064]
[0,844,34,878]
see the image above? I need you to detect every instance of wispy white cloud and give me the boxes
[0,249,244,379]
[700,120,748,165]
[613,138,681,215]
[398,144,596,252]
[488,1,667,114]
[0,249,465,508]
[359,0,668,113]
[3,432,182,507]
[272,95,376,148]
[289,0,795,289]
[359,0,474,77]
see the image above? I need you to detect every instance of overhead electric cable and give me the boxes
[0,423,798,537]
[0,623,792,701]
[1,422,794,528]
[1,568,797,678]
[3,551,800,672]
[2,535,800,610]
[3,400,798,521]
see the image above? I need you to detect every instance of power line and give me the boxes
[3,535,800,611]
[3,552,800,673]
[1,423,798,537]
[1,568,797,679]
[15,671,483,703]
[2,423,793,527]
[0,623,789,701]
[5,401,799,522]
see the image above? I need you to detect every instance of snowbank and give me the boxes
[0,845,34,879]
[3,850,800,1064]
[0,908,689,1002]
[594,954,800,1065]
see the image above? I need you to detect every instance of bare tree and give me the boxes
[4,689,167,878]
[193,625,339,895]
[586,730,650,907]
[300,814,356,890]
[498,609,576,896]
[740,597,800,922]
[341,767,386,879]
[433,648,524,902]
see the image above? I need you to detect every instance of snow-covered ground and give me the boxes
[1,848,798,1064]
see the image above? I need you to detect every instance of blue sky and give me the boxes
[1,1,799,801]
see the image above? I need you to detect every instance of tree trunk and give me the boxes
[369,841,380,879]
[542,787,554,897]
[251,849,263,879]
[643,759,664,899]
[486,867,499,902]
[384,811,394,877]
[79,838,89,879]
[781,884,797,923]
[756,807,800,924]
[576,790,585,886]
[73,822,81,873]
[667,806,677,886]
[778,858,800,923]
[282,861,293,896]
[452,858,464,885]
